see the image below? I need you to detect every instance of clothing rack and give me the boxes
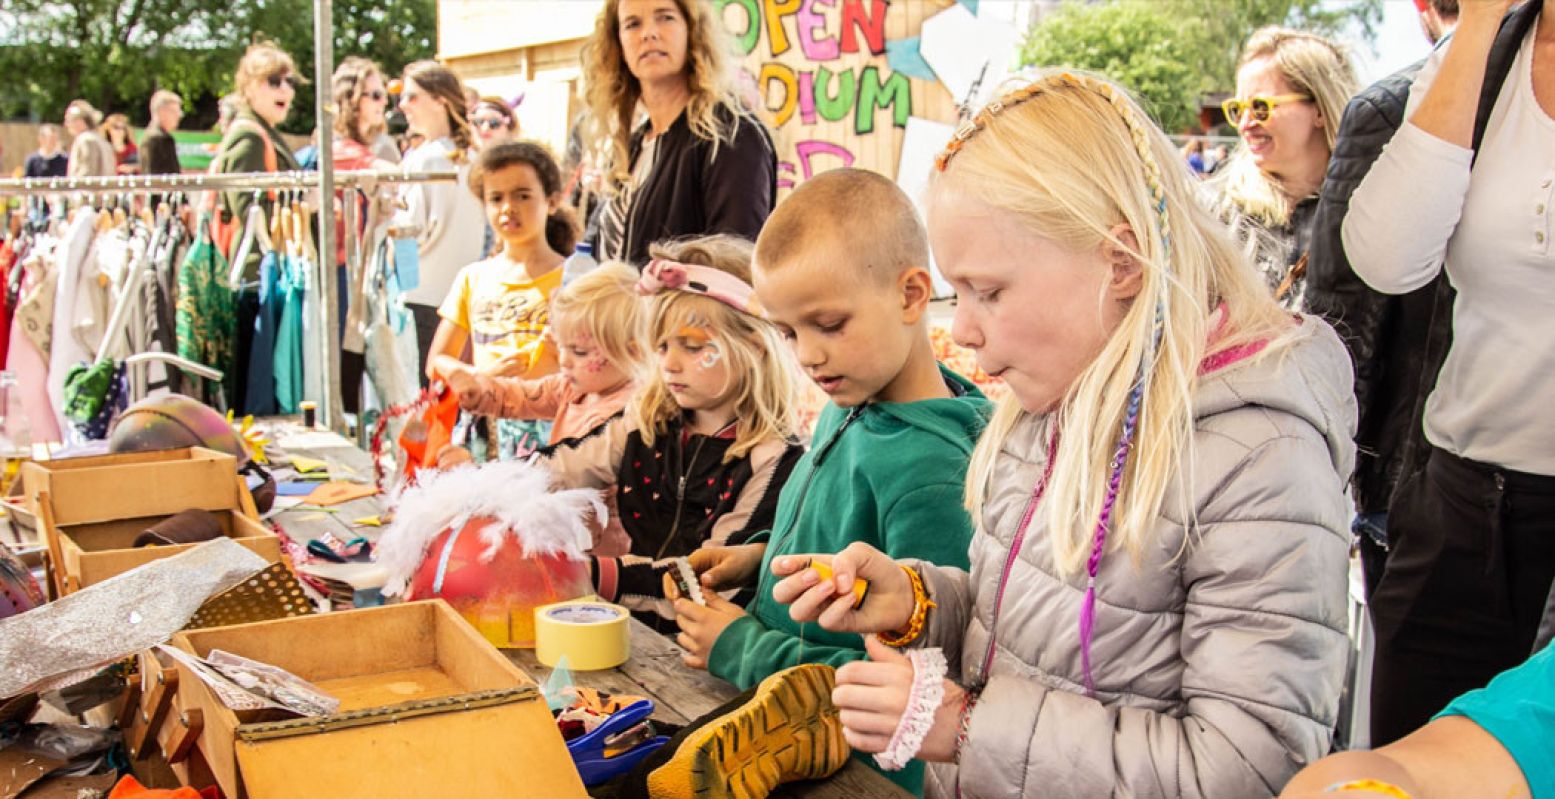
[1,168,457,433]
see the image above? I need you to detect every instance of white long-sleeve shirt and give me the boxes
[1343,24,1555,475]
[391,137,485,307]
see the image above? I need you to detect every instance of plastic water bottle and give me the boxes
[561,242,598,287]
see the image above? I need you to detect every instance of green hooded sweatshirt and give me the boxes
[708,363,990,795]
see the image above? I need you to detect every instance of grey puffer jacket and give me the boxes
[916,317,1356,799]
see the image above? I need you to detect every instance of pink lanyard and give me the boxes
[975,425,1060,685]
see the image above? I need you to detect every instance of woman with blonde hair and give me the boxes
[582,0,775,266]
[1215,27,1358,309]
[62,100,116,177]
[771,71,1355,797]
[390,60,486,380]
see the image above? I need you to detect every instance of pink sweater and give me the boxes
[461,372,635,555]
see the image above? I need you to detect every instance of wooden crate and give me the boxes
[169,601,586,799]
[20,447,274,594]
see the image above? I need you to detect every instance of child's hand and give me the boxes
[436,444,473,469]
[770,542,915,635]
[689,544,766,591]
[484,349,535,378]
[442,363,481,403]
[833,636,965,762]
[673,593,746,670]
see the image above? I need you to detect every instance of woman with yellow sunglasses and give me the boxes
[1212,27,1358,310]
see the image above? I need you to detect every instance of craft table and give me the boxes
[259,421,910,799]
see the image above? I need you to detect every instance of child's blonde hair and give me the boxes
[628,235,799,462]
[549,262,648,378]
[1216,27,1358,226]
[937,71,1294,579]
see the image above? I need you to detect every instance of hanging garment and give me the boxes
[175,215,237,408]
[300,251,324,406]
[0,240,15,370]
[141,218,185,396]
[4,250,62,444]
[273,252,304,414]
[362,240,420,411]
[244,251,282,416]
[46,208,100,433]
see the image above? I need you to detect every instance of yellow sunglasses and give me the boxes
[1222,93,1311,123]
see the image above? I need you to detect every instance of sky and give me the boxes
[1340,0,1439,85]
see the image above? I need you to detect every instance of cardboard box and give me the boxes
[21,447,276,594]
[169,601,587,799]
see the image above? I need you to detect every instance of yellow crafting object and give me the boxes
[291,455,328,474]
[226,411,271,464]
[352,515,383,527]
[807,560,869,609]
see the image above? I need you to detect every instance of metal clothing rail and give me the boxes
[1,167,456,433]
[0,169,457,195]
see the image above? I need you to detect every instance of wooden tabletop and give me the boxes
[260,421,908,799]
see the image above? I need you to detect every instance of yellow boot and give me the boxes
[646,663,849,799]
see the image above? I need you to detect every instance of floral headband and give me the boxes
[636,259,764,317]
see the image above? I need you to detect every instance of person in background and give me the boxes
[1304,0,1458,602]
[1343,0,1554,747]
[1183,138,1208,175]
[329,56,396,415]
[1213,27,1358,310]
[470,96,518,151]
[101,113,139,174]
[216,94,240,137]
[140,91,184,175]
[213,41,304,411]
[1415,0,1458,44]
[582,0,776,267]
[462,85,481,113]
[390,61,486,383]
[23,125,68,178]
[63,100,116,178]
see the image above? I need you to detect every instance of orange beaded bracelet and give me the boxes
[878,565,935,647]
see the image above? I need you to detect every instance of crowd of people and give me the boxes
[9,0,1553,796]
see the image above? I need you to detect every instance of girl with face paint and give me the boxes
[530,235,806,631]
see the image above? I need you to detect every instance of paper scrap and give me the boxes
[920,3,1018,107]
[303,481,379,507]
[885,37,936,82]
[290,455,328,473]
[352,515,383,527]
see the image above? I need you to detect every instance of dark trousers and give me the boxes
[1369,445,1555,745]
[407,302,441,390]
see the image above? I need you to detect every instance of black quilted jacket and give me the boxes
[1306,3,1540,513]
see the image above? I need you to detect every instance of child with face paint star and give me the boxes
[442,264,648,555]
[536,234,805,630]
[671,169,991,796]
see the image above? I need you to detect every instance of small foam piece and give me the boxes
[670,558,706,606]
[807,560,869,609]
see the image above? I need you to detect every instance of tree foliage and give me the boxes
[0,0,435,133]
[1020,0,1381,133]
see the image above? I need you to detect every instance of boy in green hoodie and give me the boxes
[668,168,990,796]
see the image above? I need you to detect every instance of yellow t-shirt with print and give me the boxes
[437,258,562,373]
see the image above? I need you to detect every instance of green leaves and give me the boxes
[0,0,434,134]
[1018,0,1379,134]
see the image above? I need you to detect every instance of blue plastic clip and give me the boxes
[566,699,670,786]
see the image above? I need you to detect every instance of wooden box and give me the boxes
[169,601,587,799]
[21,447,276,594]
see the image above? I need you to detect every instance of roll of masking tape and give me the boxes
[534,600,631,671]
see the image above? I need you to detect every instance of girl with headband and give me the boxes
[538,234,803,630]
[770,71,1356,797]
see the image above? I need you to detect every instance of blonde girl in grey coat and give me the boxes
[774,71,1357,798]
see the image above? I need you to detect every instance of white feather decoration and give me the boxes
[376,459,606,597]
